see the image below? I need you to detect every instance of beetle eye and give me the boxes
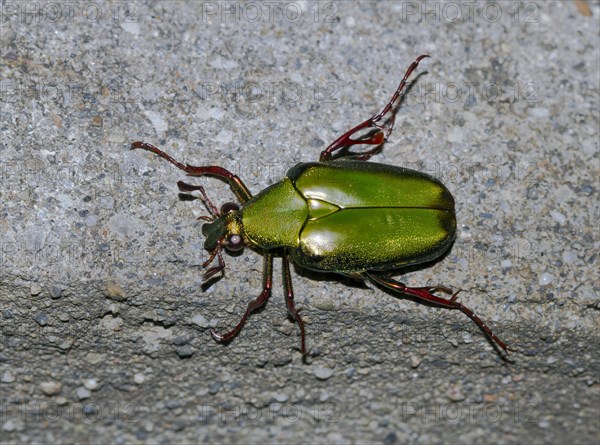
[220,202,239,214]
[226,234,244,251]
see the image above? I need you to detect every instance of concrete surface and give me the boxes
[1,1,598,444]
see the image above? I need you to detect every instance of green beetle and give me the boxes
[132,55,514,358]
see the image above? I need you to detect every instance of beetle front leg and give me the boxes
[282,255,307,358]
[366,272,516,355]
[131,142,252,203]
[209,253,274,344]
[320,54,430,162]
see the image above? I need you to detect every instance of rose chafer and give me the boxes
[132,55,515,358]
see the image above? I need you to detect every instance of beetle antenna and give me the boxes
[131,141,253,204]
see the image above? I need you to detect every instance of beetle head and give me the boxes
[202,202,245,253]
[199,201,247,282]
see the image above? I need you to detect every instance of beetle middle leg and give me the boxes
[320,54,430,162]
[282,255,307,357]
[366,272,516,355]
[209,253,274,344]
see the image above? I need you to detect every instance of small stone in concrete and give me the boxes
[76,387,91,400]
[40,381,62,396]
[314,366,335,380]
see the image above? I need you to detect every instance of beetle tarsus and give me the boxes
[366,272,516,355]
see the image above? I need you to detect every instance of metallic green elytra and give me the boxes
[242,161,456,272]
[131,55,515,359]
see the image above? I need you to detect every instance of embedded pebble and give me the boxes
[40,381,62,396]
[191,314,210,328]
[86,353,103,365]
[529,107,549,118]
[30,283,42,296]
[314,366,335,380]
[176,346,194,358]
[216,129,233,144]
[446,384,466,401]
[33,313,48,326]
[410,356,422,368]
[501,259,512,269]
[2,371,15,383]
[550,210,566,224]
[144,110,168,134]
[384,432,398,445]
[76,387,91,400]
[49,285,63,299]
[2,420,16,432]
[59,339,74,350]
[447,127,464,143]
[318,391,330,402]
[562,251,577,265]
[83,379,98,390]
[121,21,141,36]
[539,273,555,286]
[538,419,550,428]
[103,282,126,301]
[272,392,289,403]
[134,373,146,384]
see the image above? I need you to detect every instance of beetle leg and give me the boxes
[209,253,274,344]
[131,142,253,203]
[202,244,226,282]
[366,272,517,355]
[282,255,307,358]
[320,54,430,162]
[177,181,221,218]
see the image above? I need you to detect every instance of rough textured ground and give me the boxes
[1,1,598,444]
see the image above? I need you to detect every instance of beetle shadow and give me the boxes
[178,193,198,201]
[292,264,370,289]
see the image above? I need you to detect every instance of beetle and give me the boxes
[131,54,515,358]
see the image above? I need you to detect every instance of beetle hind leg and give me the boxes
[365,272,516,355]
[319,54,430,162]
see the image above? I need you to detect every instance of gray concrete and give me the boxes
[1,1,598,444]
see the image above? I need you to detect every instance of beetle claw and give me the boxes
[450,289,462,302]
[209,328,224,342]
[414,285,454,295]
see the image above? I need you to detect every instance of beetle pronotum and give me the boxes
[132,55,515,358]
